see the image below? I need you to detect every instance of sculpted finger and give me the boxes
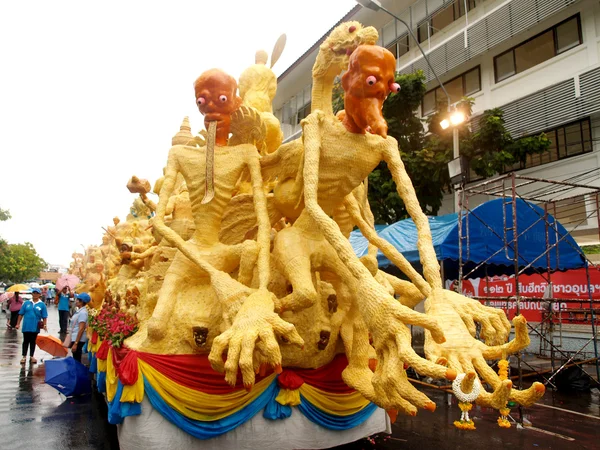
[239,331,260,388]
[459,310,477,337]
[476,379,512,409]
[448,355,463,374]
[473,356,501,390]
[223,335,243,386]
[476,315,496,345]
[509,382,546,407]
[458,355,476,375]
[398,336,456,381]
[272,317,304,347]
[208,329,233,373]
[482,315,530,359]
[393,304,446,344]
[258,329,282,369]
[397,372,436,412]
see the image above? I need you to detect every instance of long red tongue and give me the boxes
[201,121,217,204]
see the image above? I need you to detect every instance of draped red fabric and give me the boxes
[277,370,305,390]
[291,355,354,393]
[112,347,139,385]
[91,331,98,344]
[96,340,110,360]
[136,351,271,394]
[111,349,354,394]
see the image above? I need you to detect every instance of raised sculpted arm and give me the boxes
[382,144,442,291]
[246,152,271,290]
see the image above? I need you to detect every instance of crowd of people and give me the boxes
[4,285,91,365]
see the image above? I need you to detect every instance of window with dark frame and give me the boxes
[417,0,479,43]
[421,66,481,116]
[494,14,582,83]
[503,118,593,173]
[296,102,311,125]
[386,34,409,59]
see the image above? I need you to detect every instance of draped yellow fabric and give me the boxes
[97,358,107,372]
[299,384,371,416]
[121,362,145,403]
[275,388,301,406]
[138,359,276,421]
[106,348,119,402]
[90,339,101,353]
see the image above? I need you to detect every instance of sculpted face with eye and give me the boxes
[341,45,400,138]
[193,68,242,146]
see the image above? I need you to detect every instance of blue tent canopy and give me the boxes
[350,198,585,271]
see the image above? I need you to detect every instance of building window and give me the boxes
[422,66,481,116]
[386,34,409,59]
[507,118,592,172]
[417,0,478,43]
[296,102,311,124]
[494,14,582,83]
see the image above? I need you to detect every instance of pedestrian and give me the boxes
[15,288,48,364]
[45,287,54,305]
[6,291,24,329]
[69,292,90,362]
[55,286,73,335]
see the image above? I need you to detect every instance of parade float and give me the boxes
[70,21,546,449]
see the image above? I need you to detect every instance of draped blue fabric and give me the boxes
[142,377,279,439]
[298,394,378,430]
[89,354,97,374]
[263,387,292,420]
[97,371,106,393]
[107,381,142,425]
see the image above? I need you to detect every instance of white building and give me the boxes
[273,0,600,243]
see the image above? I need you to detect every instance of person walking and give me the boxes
[45,287,54,305]
[55,287,73,336]
[15,288,48,364]
[6,291,24,329]
[69,293,90,362]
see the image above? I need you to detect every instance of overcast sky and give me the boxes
[0,0,357,267]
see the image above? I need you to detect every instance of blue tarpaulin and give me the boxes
[350,198,585,271]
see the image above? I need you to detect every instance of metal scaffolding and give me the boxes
[458,170,600,390]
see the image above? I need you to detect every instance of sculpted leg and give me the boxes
[272,229,320,313]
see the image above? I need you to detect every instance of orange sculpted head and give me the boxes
[193,69,242,146]
[341,45,400,138]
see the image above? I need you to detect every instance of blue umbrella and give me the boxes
[45,357,91,397]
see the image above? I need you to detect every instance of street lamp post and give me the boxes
[441,110,467,212]
[355,0,466,213]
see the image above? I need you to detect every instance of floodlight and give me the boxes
[440,119,450,130]
[450,111,466,126]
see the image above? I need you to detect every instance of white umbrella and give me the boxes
[28,282,41,289]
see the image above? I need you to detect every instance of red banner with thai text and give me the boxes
[446,268,600,323]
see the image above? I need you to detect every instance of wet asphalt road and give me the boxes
[0,304,598,449]
[0,304,118,450]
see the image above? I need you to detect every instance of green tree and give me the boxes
[0,208,10,222]
[0,209,47,283]
[0,242,47,283]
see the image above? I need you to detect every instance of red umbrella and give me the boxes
[55,274,80,292]
[36,335,68,357]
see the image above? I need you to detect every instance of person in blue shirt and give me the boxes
[16,288,48,365]
[69,292,90,362]
[55,286,73,335]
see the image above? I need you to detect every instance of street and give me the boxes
[0,305,598,449]
[0,304,118,450]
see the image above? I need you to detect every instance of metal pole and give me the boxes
[453,127,460,213]
[369,1,452,110]
[511,173,523,423]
